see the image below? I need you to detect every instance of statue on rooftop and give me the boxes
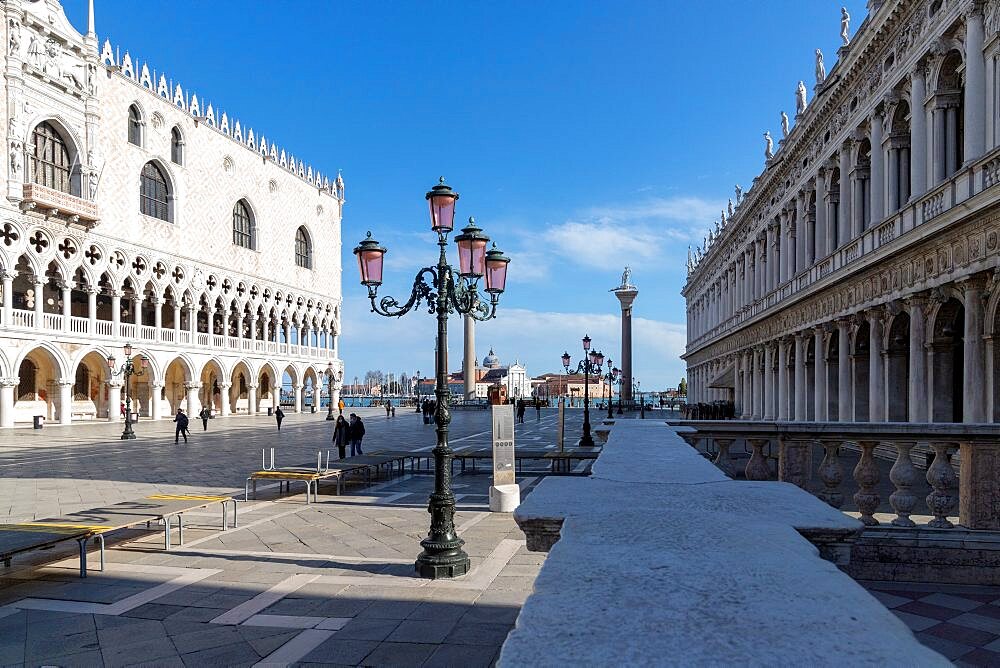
[796,81,808,115]
[728,199,734,218]
[815,49,826,85]
[841,7,851,46]
[780,111,790,138]
[764,131,774,160]
[735,184,743,203]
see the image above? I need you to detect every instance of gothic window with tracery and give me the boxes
[170,126,184,165]
[128,105,143,146]
[233,200,254,249]
[140,162,170,221]
[295,227,312,269]
[30,122,71,193]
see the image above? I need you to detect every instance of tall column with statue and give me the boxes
[613,267,638,409]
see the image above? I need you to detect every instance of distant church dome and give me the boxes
[483,348,501,369]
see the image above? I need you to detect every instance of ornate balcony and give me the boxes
[21,183,99,227]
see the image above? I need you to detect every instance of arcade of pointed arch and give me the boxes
[0,218,342,334]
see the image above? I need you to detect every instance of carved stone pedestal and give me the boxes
[959,442,1000,530]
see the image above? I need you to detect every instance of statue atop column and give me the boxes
[619,266,635,289]
[780,111,790,138]
[795,81,808,116]
[840,7,851,46]
[815,49,826,85]
[764,131,774,160]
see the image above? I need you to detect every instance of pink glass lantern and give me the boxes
[582,335,591,352]
[484,244,510,294]
[561,352,571,369]
[426,177,459,233]
[353,232,387,287]
[123,342,133,358]
[454,217,490,278]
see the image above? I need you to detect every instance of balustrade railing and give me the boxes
[11,310,33,328]
[41,313,62,331]
[139,325,156,341]
[678,421,1000,532]
[95,320,112,337]
[121,323,136,340]
[69,316,88,334]
[161,329,175,343]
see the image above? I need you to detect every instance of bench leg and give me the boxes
[94,534,105,572]
[77,537,88,578]
[232,500,238,528]
[178,515,184,545]
[164,517,171,551]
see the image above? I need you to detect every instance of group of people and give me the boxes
[384,400,396,418]
[172,404,288,443]
[514,399,542,424]
[420,399,437,424]
[331,413,367,458]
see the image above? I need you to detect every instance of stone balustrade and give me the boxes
[502,420,946,665]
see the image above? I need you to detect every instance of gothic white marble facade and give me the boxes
[0,0,344,426]
[684,0,1000,424]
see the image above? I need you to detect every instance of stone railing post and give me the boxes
[958,440,1000,530]
[852,440,881,526]
[926,441,958,528]
[745,438,771,481]
[778,438,812,489]
[817,440,844,508]
[888,440,918,527]
[713,438,739,479]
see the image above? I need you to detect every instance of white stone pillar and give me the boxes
[185,382,201,418]
[911,64,928,198]
[907,297,928,423]
[837,319,852,422]
[219,382,231,416]
[111,291,121,338]
[1,272,12,326]
[87,288,97,335]
[777,338,789,420]
[150,381,162,421]
[173,304,181,340]
[794,333,807,421]
[132,297,141,326]
[802,194,814,267]
[888,146,900,212]
[32,279,43,326]
[946,105,959,177]
[187,305,197,340]
[814,327,828,421]
[815,170,827,259]
[839,143,852,245]
[962,277,987,423]
[965,8,986,163]
[870,110,885,223]
[0,378,13,427]
[153,298,162,342]
[58,379,73,425]
[868,310,885,422]
[107,381,121,422]
[294,384,303,413]
[742,351,752,419]
[248,384,258,415]
[60,284,70,333]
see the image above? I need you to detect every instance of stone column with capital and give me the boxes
[965,6,986,164]
[815,170,827,260]
[777,338,789,420]
[185,382,202,417]
[907,297,929,422]
[219,382,231,416]
[910,64,928,197]
[614,280,639,407]
[794,333,807,421]
[152,298,162,342]
[1,272,13,326]
[839,142,853,245]
[752,347,763,420]
[58,379,73,425]
[962,277,988,423]
[870,108,885,223]
[87,287,97,335]
[248,384,258,415]
[150,381,163,421]
[294,384,304,413]
[763,345,775,420]
[837,319,852,421]
[106,380,122,422]
[868,310,886,422]
[0,377,16,427]
[60,283,71,333]
[814,327,828,421]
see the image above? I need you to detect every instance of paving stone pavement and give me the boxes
[0,407,592,667]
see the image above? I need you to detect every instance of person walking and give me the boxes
[516,399,526,424]
[337,398,345,416]
[535,401,541,421]
[385,400,391,418]
[173,409,189,444]
[348,413,365,456]
[274,406,285,431]
[199,406,211,431]
[332,414,348,460]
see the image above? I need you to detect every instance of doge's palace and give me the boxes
[684,0,1000,425]
[0,0,344,427]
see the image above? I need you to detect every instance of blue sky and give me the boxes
[69,0,868,390]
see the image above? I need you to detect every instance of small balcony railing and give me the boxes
[22,183,99,226]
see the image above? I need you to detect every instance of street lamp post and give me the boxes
[605,364,619,420]
[636,380,645,419]
[353,177,510,579]
[562,336,604,448]
[414,370,422,411]
[107,343,148,440]
[325,362,342,420]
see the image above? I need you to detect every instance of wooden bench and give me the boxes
[0,494,236,578]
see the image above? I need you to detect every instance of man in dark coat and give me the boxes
[199,406,211,431]
[173,409,189,444]
[348,413,365,456]
[274,406,285,430]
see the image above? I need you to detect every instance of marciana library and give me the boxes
[0,0,345,427]
[685,0,1000,426]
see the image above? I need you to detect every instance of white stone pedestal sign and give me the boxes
[489,404,520,512]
